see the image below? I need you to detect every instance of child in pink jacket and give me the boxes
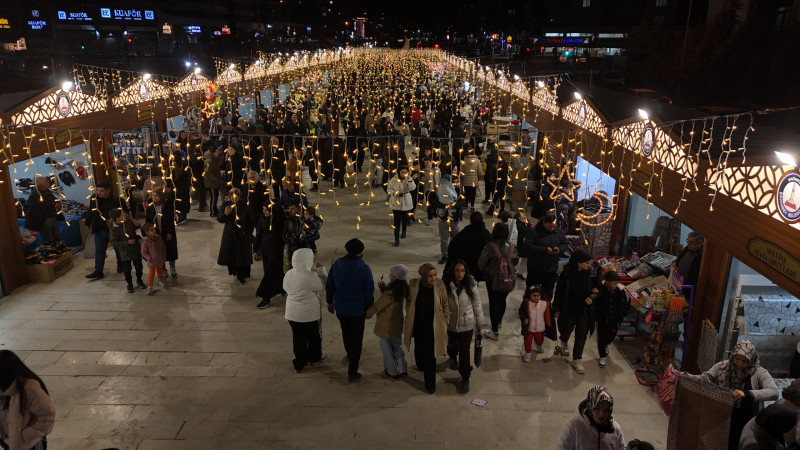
[140,223,168,295]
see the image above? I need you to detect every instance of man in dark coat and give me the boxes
[227,146,247,192]
[85,180,129,280]
[525,212,569,300]
[188,146,207,212]
[217,187,255,284]
[672,231,704,286]
[25,176,63,244]
[446,211,491,282]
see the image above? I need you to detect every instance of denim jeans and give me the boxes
[438,219,460,257]
[379,336,407,376]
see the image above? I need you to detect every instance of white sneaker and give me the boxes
[571,359,585,375]
[157,278,167,287]
[484,330,499,341]
[560,342,570,357]
[598,357,607,368]
[534,344,544,353]
[523,352,531,363]
[147,286,154,295]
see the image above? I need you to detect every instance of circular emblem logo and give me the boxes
[641,125,655,156]
[577,102,586,126]
[138,81,149,100]
[777,171,800,223]
[56,92,71,117]
[190,74,198,90]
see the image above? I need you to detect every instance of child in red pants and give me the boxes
[140,223,168,295]
[518,285,552,362]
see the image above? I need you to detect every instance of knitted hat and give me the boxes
[345,238,365,256]
[573,248,593,263]
[390,264,408,281]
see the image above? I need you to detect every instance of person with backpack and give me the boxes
[477,222,519,340]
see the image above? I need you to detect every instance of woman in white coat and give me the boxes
[387,165,416,246]
[557,385,625,450]
[283,248,328,373]
[681,339,778,449]
[442,259,483,394]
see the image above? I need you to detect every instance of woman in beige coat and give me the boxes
[366,264,410,379]
[404,263,451,393]
[460,147,482,211]
[0,350,55,450]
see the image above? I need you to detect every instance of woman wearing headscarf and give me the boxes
[217,187,256,285]
[557,385,625,450]
[404,263,450,394]
[682,340,778,449]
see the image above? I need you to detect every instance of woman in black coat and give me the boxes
[217,187,256,284]
[171,153,192,223]
[253,202,285,309]
[145,189,179,277]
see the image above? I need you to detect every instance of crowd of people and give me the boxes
[14,52,792,450]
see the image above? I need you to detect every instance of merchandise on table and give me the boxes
[640,251,678,272]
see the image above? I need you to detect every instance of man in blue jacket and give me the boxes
[525,212,569,300]
[326,238,374,382]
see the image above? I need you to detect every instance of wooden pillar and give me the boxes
[608,191,630,256]
[0,165,30,294]
[684,239,731,373]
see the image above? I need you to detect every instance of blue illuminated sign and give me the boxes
[99,8,155,21]
[185,25,201,34]
[57,11,93,21]
[28,20,47,30]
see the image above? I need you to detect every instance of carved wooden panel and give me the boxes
[562,100,606,136]
[11,89,106,126]
[111,79,170,107]
[611,121,696,179]
[214,68,242,85]
[174,73,211,95]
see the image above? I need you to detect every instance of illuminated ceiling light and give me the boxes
[775,151,797,167]
[229,63,235,69]
[638,108,649,120]
[514,74,520,80]
[193,67,202,74]
[537,81,545,88]
[143,73,152,80]
[574,92,582,100]
[61,81,73,91]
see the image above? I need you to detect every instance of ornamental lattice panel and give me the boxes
[215,68,242,85]
[709,165,800,231]
[611,121,696,180]
[174,73,211,95]
[531,87,559,116]
[512,80,528,101]
[562,100,606,137]
[111,79,171,107]
[244,63,268,81]
[11,89,106,126]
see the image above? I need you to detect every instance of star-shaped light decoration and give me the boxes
[547,166,582,203]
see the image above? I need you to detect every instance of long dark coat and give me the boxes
[145,200,179,261]
[254,204,285,300]
[217,200,255,272]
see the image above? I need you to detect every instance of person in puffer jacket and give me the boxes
[557,385,625,450]
[442,259,483,394]
[283,248,328,373]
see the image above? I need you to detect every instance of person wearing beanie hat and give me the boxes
[592,270,629,368]
[433,171,462,265]
[403,263,450,393]
[326,238,374,382]
[365,265,410,379]
[387,166,416,246]
[552,247,599,375]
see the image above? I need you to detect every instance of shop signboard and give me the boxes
[747,237,800,285]
[630,169,651,191]
[0,18,10,29]
[57,10,93,22]
[137,110,154,122]
[99,8,155,22]
[56,93,71,117]
[776,171,800,223]
[54,129,82,145]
